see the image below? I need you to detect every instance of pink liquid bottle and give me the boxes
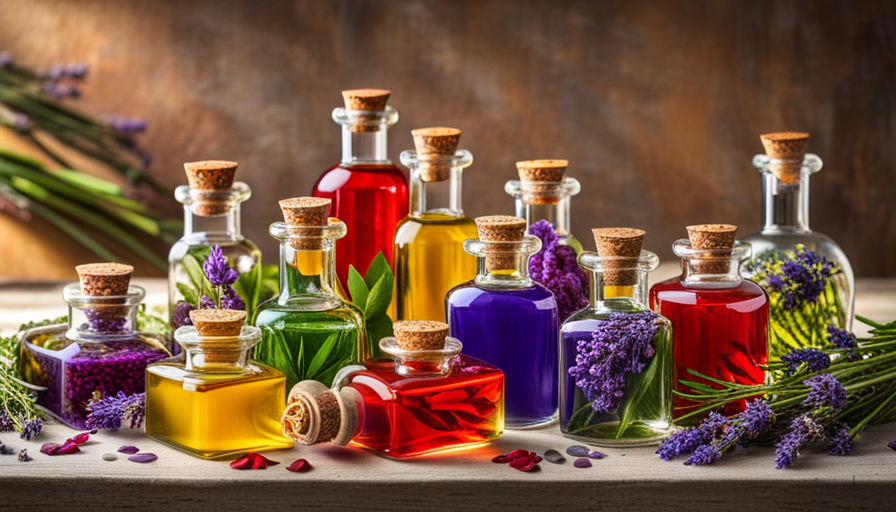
[649,225,769,423]
[311,89,408,287]
[280,321,504,458]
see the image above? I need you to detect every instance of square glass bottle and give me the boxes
[505,159,583,253]
[146,309,293,459]
[281,321,504,458]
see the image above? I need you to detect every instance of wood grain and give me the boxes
[0,0,893,276]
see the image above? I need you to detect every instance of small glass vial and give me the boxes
[742,133,854,359]
[649,225,769,423]
[146,309,293,459]
[281,321,504,458]
[505,159,583,252]
[312,89,408,288]
[446,216,559,428]
[393,127,478,322]
[560,228,672,445]
[19,263,170,429]
[254,197,368,392]
[169,161,260,328]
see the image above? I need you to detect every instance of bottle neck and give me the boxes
[465,237,541,289]
[341,124,390,165]
[183,203,242,242]
[63,283,144,341]
[278,240,340,303]
[506,178,580,240]
[577,251,658,311]
[761,172,810,232]
[588,269,649,309]
[673,240,750,288]
[175,325,260,373]
[409,167,464,217]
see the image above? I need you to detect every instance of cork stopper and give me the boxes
[476,215,528,271]
[183,160,238,216]
[516,159,568,183]
[686,224,738,274]
[189,309,246,337]
[281,381,357,446]
[342,89,391,133]
[411,127,462,182]
[393,321,449,351]
[591,228,645,286]
[760,132,810,184]
[75,263,134,296]
[279,197,332,250]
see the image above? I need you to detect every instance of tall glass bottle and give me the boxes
[505,159,583,253]
[281,321,504,458]
[742,132,854,359]
[146,309,293,459]
[254,197,368,392]
[446,215,559,427]
[169,160,260,328]
[393,127,477,322]
[561,228,672,445]
[649,225,769,423]
[312,89,408,287]
[19,263,169,429]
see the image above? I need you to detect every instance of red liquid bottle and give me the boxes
[281,321,505,458]
[312,89,408,287]
[649,225,769,423]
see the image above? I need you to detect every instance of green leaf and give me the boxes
[363,252,391,290]
[615,353,660,439]
[182,255,206,294]
[347,265,370,311]
[365,270,394,318]
[176,282,198,305]
[366,314,394,352]
[306,333,341,381]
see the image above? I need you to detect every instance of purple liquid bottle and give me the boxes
[446,216,559,427]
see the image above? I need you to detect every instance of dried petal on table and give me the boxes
[128,453,158,463]
[118,445,140,454]
[286,459,312,473]
[566,445,590,457]
[543,450,566,464]
[573,458,593,468]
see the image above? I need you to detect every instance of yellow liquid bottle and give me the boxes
[145,312,293,460]
[392,128,477,322]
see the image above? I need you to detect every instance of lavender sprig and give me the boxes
[528,220,588,321]
[85,391,145,431]
[780,348,831,373]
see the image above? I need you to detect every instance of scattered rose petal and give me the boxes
[40,443,60,455]
[287,459,312,473]
[889,440,896,451]
[509,457,539,471]
[491,454,509,463]
[573,458,593,468]
[102,453,118,461]
[588,451,606,459]
[128,453,158,463]
[544,449,566,464]
[231,452,278,470]
[505,449,529,459]
[41,441,81,456]
[230,453,252,469]
[531,454,543,463]
[69,432,90,445]
[566,445,590,457]
[117,445,139,454]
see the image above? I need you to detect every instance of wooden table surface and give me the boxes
[1,272,895,511]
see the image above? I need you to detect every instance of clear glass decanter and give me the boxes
[446,215,558,428]
[169,161,261,328]
[146,309,293,459]
[505,159,583,253]
[742,132,854,359]
[254,197,368,392]
[311,89,408,287]
[19,263,170,429]
[392,127,478,322]
[560,228,672,445]
[280,321,504,458]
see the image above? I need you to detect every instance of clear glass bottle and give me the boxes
[649,225,769,424]
[393,128,478,322]
[446,216,559,428]
[19,264,170,429]
[505,159,583,252]
[312,89,408,288]
[146,309,293,459]
[254,197,368,392]
[560,229,672,445]
[281,321,504,458]
[169,161,261,329]
[742,133,854,359]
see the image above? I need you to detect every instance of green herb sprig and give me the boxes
[347,252,395,356]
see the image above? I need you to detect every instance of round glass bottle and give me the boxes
[560,228,672,446]
[446,216,558,428]
[392,127,478,322]
[254,197,368,392]
[169,161,261,329]
[312,89,408,288]
[742,132,854,359]
[505,159,583,253]
[19,263,170,429]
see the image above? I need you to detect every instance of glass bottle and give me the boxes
[281,321,504,458]
[560,228,672,445]
[254,197,368,392]
[649,225,769,423]
[146,309,293,459]
[18,263,170,429]
[312,89,408,287]
[505,159,583,253]
[169,161,261,329]
[742,132,854,359]
[393,127,477,322]
[446,216,559,428]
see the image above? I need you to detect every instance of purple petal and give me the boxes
[128,453,158,463]
[573,458,593,468]
[118,445,140,454]
[566,445,590,457]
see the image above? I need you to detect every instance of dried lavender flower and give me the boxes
[803,374,847,411]
[827,325,857,349]
[775,414,824,469]
[171,300,195,329]
[780,348,831,373]
[528,220,588,321]
[204,246,239,287]
[826,422,853,456]
[684,400,774,466]
[85,391,145,431]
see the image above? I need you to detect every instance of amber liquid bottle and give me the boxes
[312,89,408,288]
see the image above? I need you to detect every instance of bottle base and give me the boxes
[560,430,668,447]
[505,413,559,430]
[146,433,294,460]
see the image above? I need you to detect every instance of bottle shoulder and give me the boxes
[348,355,503,392]
[650,277,768,304]
[255,300,364,329]
[148,359,284,386]
[314,163,408,193]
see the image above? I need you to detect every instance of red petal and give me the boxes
[40,443,61,455]
[509,458,539,472]
[491,455,510,463]
[57,441,81,455]
[251,453,265,469]
[531,455,543,463]
[505,449,529,459]
[286,459,312,473]
[230,454,252,469]
[69,432,90,445]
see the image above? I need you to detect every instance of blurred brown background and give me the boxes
[0,0,894,278]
